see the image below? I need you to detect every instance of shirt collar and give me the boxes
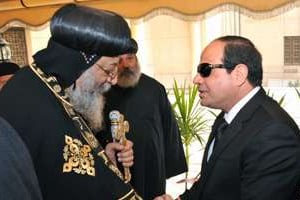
[224,86,260,124]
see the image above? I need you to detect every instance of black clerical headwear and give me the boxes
[126,38,138,54]
[0,62,19,76]
[33,3,135,88]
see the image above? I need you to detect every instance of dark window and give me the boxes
[284,36,300,65]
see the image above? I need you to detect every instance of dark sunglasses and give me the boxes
[197,63,225,77]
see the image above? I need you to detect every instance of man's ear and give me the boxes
[233,64,248,86]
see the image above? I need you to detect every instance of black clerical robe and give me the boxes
[99,73,187,199]
[0,67,138,200]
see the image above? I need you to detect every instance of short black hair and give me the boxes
[215,35,263,86]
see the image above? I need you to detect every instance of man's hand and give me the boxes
[153,194,175,200]
[105,140,134,167]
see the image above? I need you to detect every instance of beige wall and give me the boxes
[241,7,300,86]
[27,6,300,88]
[26,25,50,64]
[133,15,194,88]
[127,6,300,88]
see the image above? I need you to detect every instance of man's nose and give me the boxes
[119,59,131,69]
[193,73,204,85]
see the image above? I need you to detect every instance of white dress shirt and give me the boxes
[207,86,260,161]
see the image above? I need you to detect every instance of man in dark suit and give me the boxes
[0,117,42,200]
[155,35,300,200]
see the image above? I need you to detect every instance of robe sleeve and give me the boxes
[160,86,188,178]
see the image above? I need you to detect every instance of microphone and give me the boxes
[109,110,131,183]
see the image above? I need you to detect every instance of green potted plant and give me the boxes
[170,80,208,189]
[266,89,285,106]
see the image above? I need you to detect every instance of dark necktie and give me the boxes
[213,118,228,150]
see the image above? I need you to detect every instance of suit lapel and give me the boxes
[210,89,267,163]
[208,122,242,164]
[199,88,267,193]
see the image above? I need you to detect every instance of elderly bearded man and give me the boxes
[0,4,142,200]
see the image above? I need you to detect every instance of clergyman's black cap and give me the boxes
[0,62,19,76]
[126,38,138,54]
[33,3,135,88]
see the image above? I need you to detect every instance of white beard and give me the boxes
[65,70,110,132]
